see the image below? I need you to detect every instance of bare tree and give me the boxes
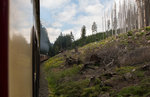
[113,2,118,35]
[101,0,150,38]
[111,7,114,35]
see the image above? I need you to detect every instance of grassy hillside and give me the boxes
[44,27,150,97]
[71,31,110,48]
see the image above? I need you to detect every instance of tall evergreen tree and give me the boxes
[81,25,86,39]
[92,22,97,34]
[70,31,74,41]
[53,33,72,54]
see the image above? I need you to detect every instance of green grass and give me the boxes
[45,27,150,97]
[135,32,146,37]
[116,66,145,78]
[81,85,111,97]
[146,36,150,40]
[133,70,145,78]
[81,36,115,50]
[116,66,135,75]
[81,85,101,97]
[127,31,133,36]
[118,33,128,39]
[44,36,117,97]
[54,79,89,97]
[141,77,150,84]
[44,56,64,71]
[145,26,150,31]
[120,40,128,45]
[45,58,112,97]
[44,55,84,97]
[81,78,111,97]
[46,65,82,91]
[116,77,150,97]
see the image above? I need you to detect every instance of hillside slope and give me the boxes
[44,27,150,97]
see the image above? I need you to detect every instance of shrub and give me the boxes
[133,70,145,78]
[127,31,133,36]
[81,78,111,97]
[117,78,150,97]
[44,56,64,71]
[81,85,100,97]
[46,63,83,97]
[146,36,150,40]
[119,47,150,66]
[116,66,135,74]
[135,32,145,37]
[145,26,150,31]
[54,79,89,97]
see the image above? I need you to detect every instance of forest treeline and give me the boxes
[48,28,115,57]
[40,0,150,57]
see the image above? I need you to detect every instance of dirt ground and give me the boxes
[39,63,49,97]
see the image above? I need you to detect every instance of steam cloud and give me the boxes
[40,24,50,54]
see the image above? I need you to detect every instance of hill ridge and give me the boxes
[44,27,150,97]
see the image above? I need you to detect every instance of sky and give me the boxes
[40,0,116,43]
[10,0,33,43]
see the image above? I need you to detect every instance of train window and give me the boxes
[9,0,33,97]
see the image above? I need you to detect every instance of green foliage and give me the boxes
[49,29,114,57]
[120,40,128,45]
[141,77,150,84]
[135,32,145,37]
[44,56,84,97]
[48,44,55,56]
[127,31,133,36]
[146,36,150,40]
[55,79,89,97]
[81,78,111,97]
[44,54,113,97]
[49,33,73,56]
[81,25,86,39]
[92,22,97,33]
[47,65,81,92]
[117,86,144,97]
[70,31,74,41]
[72,32,108,48]
[116,66,135,74]
[44,56,64,71]
[81,85,111,97]
[133,70,145,78]
[116,78,150,97]
[145,26,150,31]
[54,34,72,50]
[118,33,128,39]
[81,85,100,97]
[45,27,150,97]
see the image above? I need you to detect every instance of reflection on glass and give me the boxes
[9,0,33,97]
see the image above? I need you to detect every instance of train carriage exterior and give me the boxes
[0,0,40,97]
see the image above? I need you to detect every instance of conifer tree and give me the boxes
[81,25,86,39]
